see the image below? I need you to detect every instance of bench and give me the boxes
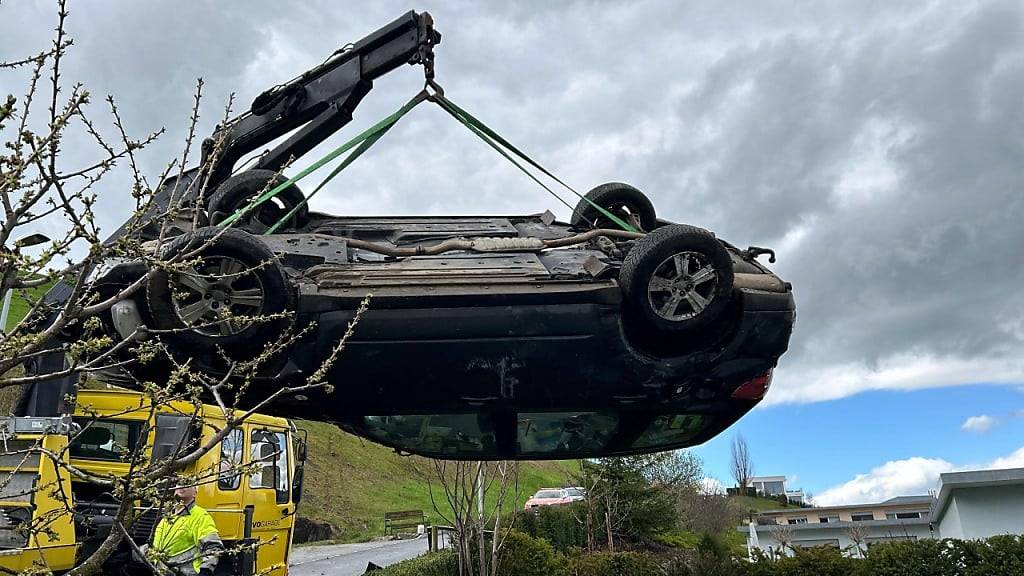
[384,510,428,536]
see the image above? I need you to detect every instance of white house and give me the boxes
[741,496,934,558]
[931,467,1024,539]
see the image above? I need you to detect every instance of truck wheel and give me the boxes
[147,227,293,352]
[620,224,733,334]
[207,169,309,233]
[570,183,657,232]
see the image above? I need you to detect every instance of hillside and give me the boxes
[297,419,575,542]
[730,494,800,512]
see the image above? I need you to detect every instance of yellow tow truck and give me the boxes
[0,389,306,575]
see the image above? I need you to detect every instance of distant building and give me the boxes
[748,475,805,504]
[741,496,934,558]
[785,489,806,505]
[932,467,1024,539]
[750,475,787,496]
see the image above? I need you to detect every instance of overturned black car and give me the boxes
[50,11,794,459]
[100,175,794,460]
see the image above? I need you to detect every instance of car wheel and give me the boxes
[207,169,309,233]
[620,224,734,334]
[570,182,657,232]
[60,261,150,342]
[147,227,293,352]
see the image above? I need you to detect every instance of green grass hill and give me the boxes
[297,419,575,542]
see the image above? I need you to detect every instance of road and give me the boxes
[289,537,431,576]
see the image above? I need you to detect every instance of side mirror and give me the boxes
[295,429,308,462]
[292,465,305,504]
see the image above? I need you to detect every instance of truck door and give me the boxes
[247,429,293,576]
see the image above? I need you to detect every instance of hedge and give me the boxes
[375,549,458,576]
[375,534,1024,576]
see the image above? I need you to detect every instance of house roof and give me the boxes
[756,495,932,516]
[750,475,787,483]
[931,467,1024,523]
[737,516,931,534]
[880,496,935,506]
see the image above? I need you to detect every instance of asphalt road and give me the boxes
[289,537,431,576]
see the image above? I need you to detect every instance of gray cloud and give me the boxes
[3,0,1022,403]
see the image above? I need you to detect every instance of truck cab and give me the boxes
[0,416,77,573]
[0,390,306,575]
[70,389,306,576]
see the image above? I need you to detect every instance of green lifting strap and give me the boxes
[221,86,637,235]
[430,94,638,233]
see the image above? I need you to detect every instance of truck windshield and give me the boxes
[70,418,144,462]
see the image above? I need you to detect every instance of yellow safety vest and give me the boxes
[150,503,221,575]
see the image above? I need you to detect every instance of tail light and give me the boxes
[731,370,773,400]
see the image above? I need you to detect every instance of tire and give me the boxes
[60,262,150,342]
[207,169,309,233]
[146,227,293,352]
[619,224,734,334]
[570,183,657,232]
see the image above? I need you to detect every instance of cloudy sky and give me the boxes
[3,0,1023,504]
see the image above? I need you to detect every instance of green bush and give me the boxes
[513,504,588,552]
[568,550,665,576]
[967,535,1024,576]
[376,549,458,576]
[497,530,569,576]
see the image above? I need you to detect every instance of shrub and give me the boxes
[497,530,569,576]
[513,504,588,552]
[376,550,458,576]
[861,538,957,576]
[970,534,1024,576]
[569,550,665,576]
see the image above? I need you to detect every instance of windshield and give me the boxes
[348,411,715,459]
[533,490,563,499]
[70,418,144,462]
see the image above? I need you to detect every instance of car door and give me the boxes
[247,428,293,576]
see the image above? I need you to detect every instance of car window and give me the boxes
[632,414,710,449]
[218,428,244,490]
[565,488,583,497]
[70,418,143,462]
[517,412,618,456]
[250,430,289,503]
[362,414,496,455]
[534,490,563,499]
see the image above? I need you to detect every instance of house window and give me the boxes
[851,513,874,522]
[867,535,916,546]
[793,538,840,549]
[788,517,807,525]
[819,515,840,523]
[885,511,923,520]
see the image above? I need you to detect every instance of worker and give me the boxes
[146,481,224,576]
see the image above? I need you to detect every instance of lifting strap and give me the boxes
[220,87,638,234]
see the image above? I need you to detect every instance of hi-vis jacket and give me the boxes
[149,503,224,575]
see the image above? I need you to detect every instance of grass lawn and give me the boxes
[297,419,576,542]
[730,494,798,512]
